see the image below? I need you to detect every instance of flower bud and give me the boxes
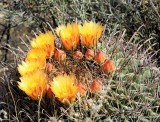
[90,80,102,92]
[54,49,66,61]
[85,49,94,60]
[77,82,87,96]
[102,60,116,74]
[46,63,53,72]
[94,50,107,64]
[74,51,83,60]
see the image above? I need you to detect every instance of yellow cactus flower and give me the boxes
[25,48,47,62]
[18,60,46,76]
[79,21,104,48]
[18,70,48,100]
[56,23,80,50]
[30,31,55,57]
[50,73,77,104]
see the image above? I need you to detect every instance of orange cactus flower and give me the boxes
[18,70,48,100]
[30,31,55,57]
[77,82,87,96]
[79,21,104,48]
[50,73,77,104]
[90,80,102,92]
[25,48,47,62]
[56,23,80,50]
[54,49,66,62]
[102,60,116,74]
[18,60,46,76]
[85,49,95,60]
[94,50,107,65]
[74,51,83,60]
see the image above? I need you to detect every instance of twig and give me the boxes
[5,72,20,122]
[149,0,160,18]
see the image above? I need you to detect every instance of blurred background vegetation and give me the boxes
[0,0,160,64]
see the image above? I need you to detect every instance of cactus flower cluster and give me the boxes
[17,21,116,104]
